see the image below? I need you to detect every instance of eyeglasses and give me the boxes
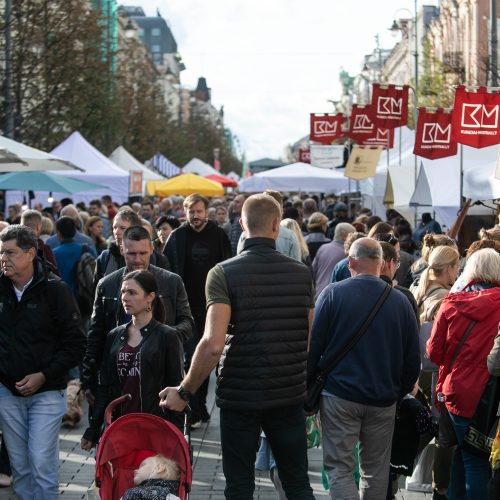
[387,235,399,246]
[394,258,401,269]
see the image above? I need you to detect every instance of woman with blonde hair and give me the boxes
[281,218,310,267]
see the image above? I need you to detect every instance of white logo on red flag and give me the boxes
[461,104,499,129]
[377,97,403,116]
[310,113,343,145]
[414,107,457,159]
[353,114,374,131]
[451,85,500,148]
[370,84,409,129]
[422,123,451,144]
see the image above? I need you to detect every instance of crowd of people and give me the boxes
[0,189,499,500]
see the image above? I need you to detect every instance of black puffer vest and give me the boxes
[216,238,313,410]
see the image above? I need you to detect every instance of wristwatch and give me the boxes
[177,385,192,401]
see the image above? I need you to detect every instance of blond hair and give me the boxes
[413,245,459,305]
[307,212,328,231]
[281,218,309,262]
[479,227,500,241]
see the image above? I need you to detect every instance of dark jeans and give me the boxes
[219,404,314,500]
[184,310,208,419]
[0,437,11,476]
[448,411,491,500]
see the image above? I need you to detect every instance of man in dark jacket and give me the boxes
[82,225,193,404]
[164,193,231,426]
[160,194,315,500]
[0,225,85,499]
[308,237,420,499]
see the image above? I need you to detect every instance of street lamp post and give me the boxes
[4,0,14,139]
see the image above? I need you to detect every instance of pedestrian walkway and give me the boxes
[0,378,430,498]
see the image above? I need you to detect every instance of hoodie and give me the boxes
[427,284,500,417]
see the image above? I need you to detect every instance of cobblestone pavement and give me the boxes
[0,377,430,499]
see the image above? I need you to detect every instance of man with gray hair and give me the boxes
[312,222,356,299]
[308,237,420,499]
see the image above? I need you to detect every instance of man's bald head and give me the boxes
[348,237,383,277]
[241,194,281,238]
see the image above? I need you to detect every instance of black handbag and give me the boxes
[438,320,476,449]
[462,376,500,458]
[305,284,392,413]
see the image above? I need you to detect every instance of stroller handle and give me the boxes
[105,394,132,426]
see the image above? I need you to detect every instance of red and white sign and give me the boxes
[451,85,500,148]
[348,104,376,142]
[310,113,344,144]
[370,83,409,129]
[360,127,394,148]
[299,148,310,163]
[413,107,457,160]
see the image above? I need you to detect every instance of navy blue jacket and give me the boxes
[308,275,420,407]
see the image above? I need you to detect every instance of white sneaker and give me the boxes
[0,473,12,487]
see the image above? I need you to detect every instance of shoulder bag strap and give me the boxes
[446,320,476,375]
[319,283,392,378]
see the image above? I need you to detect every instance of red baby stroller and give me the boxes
[94,395,192,499]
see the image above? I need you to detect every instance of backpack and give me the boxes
[76,244,96,315]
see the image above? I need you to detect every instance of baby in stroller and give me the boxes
[121,454,181,500]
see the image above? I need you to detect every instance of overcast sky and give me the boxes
[119,0,438,162]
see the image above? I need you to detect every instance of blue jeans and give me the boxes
[448,411,490,500]
[0,383,66,500]
[220,404,314,500]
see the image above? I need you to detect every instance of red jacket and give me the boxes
[427,285,500,418]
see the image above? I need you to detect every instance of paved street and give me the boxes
[0,376,431,499]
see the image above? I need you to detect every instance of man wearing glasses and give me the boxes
[0,225,85,499]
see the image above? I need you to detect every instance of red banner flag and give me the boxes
[310,113,344,144]
[299,148,310,163]
[414,107,457,159]
[360,127,394,148]
[348,104,376,142]
[370,83,409,129]
[451,85,500,148]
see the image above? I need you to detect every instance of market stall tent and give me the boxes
[183,158,219,176]
[146,173,224,197]
[109,146,164,181]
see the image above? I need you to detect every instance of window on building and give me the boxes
[153,53,163,64]
[152,28,161,36]
[152,44,161,53]
[138,28,144,37]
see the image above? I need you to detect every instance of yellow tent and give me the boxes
[146,173,224,197]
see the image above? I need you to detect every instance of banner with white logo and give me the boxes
[310,145,345,169]
[310,113,344,145]
[370,84,409,129]
[451,85,500,148]
[413,107,457,160]
[359,127,394,148]
[299,148,311,163]
[348,104,376,142]
[344,145,382,180]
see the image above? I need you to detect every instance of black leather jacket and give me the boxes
[0,260,86,395]
[82,319,184,443]
[82,264,193,389]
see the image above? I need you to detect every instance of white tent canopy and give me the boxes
[183,158,219,176]
[238,162,349,193]
[109,146,164,182]
[6,132,130,208]
[0,135,81,172]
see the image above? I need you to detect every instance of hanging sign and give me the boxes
[129,171,143,196]
[370,83,409,129]
[413,107,457,159]
[359,127,394,148]
[344,145,382,180]
[348,104,376,142]
[451,85,500,148]
[310,113,344,144]
[299,148,311,163]
[310,145,345,169]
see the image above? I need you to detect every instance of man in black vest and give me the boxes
[160,193,315,500]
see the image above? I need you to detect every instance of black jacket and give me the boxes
[0,260,86,395]
[82,264,193,389]
[83,319,184,443]
[215,238,314,410]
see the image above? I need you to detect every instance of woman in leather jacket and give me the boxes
[81,270,184,449]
